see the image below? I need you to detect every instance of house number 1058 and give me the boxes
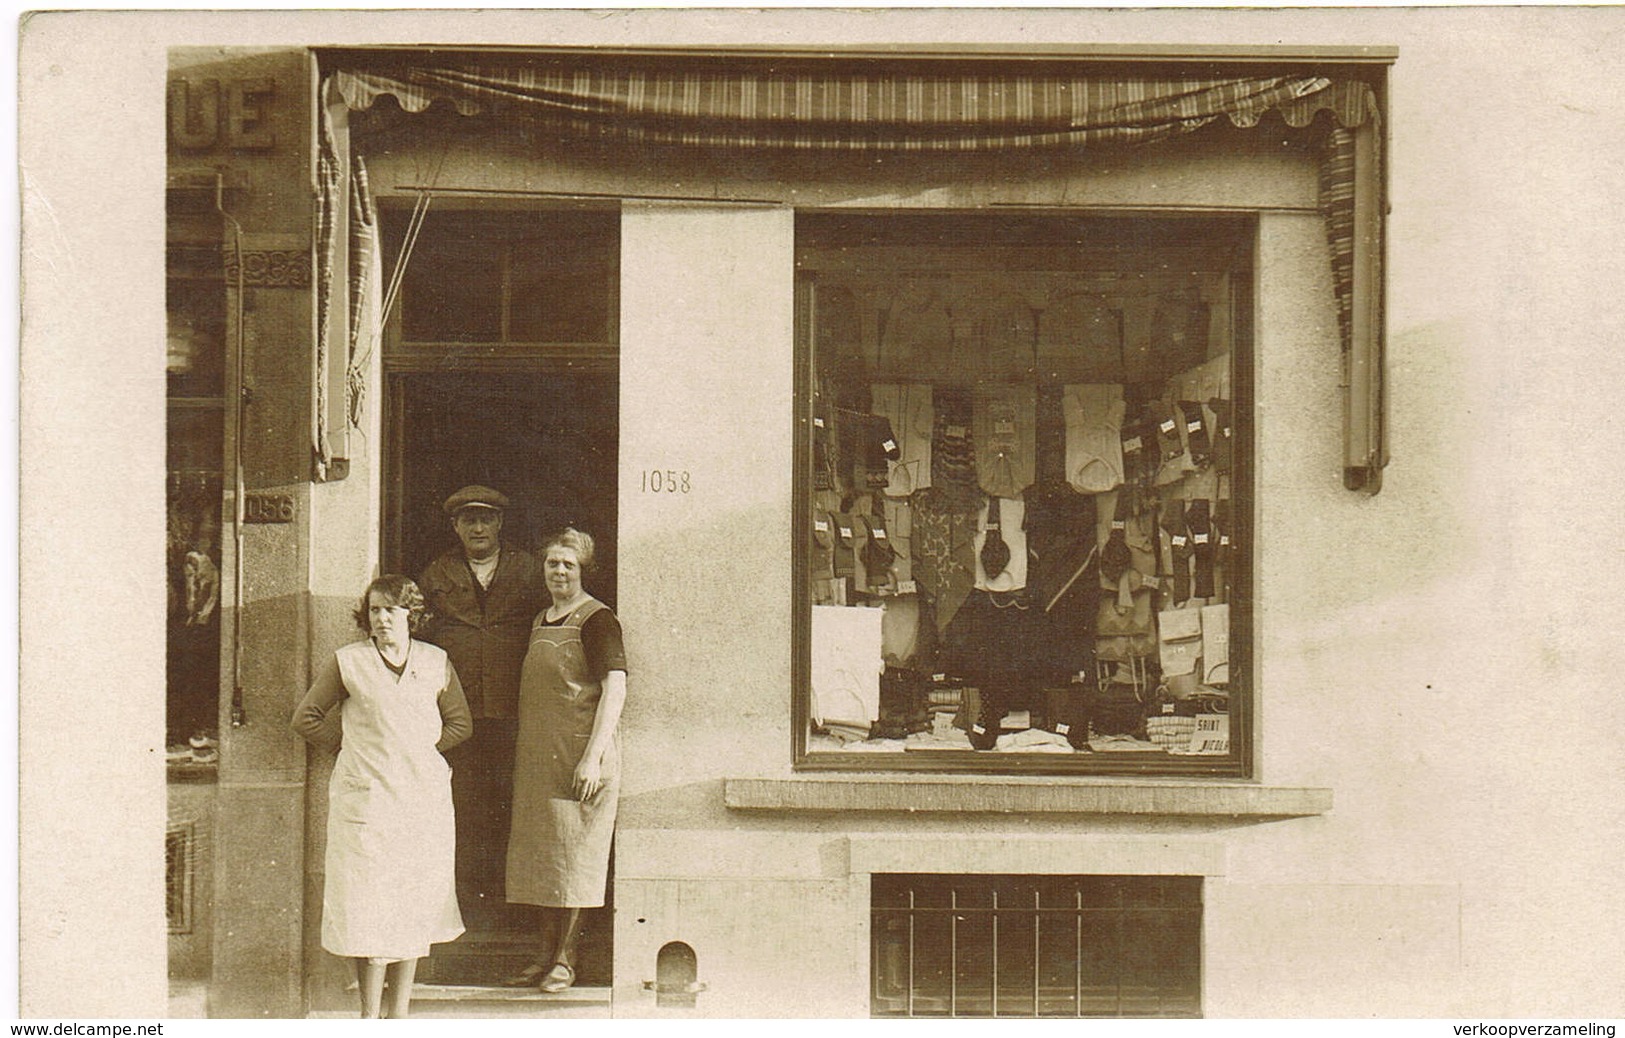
[640,469,691,494]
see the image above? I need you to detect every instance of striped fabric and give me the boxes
[334,67,1375,152]
[314,103,343,475]
[333,63,1380,359]
[1318,126,1362,358]
[346,156,379,430]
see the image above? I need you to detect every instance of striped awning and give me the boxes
[333,66,1377,151]
[331,61,1381,379]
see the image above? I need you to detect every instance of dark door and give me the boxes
[385,369,618,987]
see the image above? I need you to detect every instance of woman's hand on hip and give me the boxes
[573,757,604,802]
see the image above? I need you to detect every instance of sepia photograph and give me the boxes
[16,5,1625,1023]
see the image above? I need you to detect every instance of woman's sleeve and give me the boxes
[436,661,474,753]
[581,609,628,680]
[292,655,347,754]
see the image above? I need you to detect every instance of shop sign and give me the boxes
[168,76,276,151]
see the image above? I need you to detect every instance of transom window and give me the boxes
[393,207,618,349]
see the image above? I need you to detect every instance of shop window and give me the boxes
[393,208,618,349]
[166,186,226,763]
[797,213,1248,774]
[871,874,1201,1018]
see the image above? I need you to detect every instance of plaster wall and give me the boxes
[616,204,798,793]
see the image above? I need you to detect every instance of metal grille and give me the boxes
[871,874,1201,1018]
[166,824,194,934]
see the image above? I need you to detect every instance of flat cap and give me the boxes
[443,485,509,515]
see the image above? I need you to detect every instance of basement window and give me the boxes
[871,873,1202,1018]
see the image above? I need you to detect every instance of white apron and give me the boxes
[322,640,464,959]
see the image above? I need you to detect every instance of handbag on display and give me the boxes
[1096,588,1156,660]
[1157,605,1203,678]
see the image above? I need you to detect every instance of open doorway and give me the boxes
[385,369,619,986]
[378,202,621,989]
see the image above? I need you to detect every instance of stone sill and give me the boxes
[410,985,612,1005]
[724,777,1330,818]
[167,760,219,784]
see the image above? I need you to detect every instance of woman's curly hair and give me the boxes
[542,527,596,573]
[353,574,430,635]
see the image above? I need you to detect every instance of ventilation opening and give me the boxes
[166,824,195,934]
[655,941,699,1008]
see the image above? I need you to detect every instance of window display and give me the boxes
[799,214,1247,767]
[166,188,228,764]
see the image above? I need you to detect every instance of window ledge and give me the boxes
[167,760,219,784]
[724,777,1329,818]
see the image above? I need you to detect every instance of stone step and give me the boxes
[309,984,614,1020]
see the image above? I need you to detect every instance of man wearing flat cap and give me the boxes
[418,485,547,912]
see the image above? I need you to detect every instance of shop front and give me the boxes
[167,42,1400,1018]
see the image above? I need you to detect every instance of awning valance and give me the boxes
[326,57,1386,489]
[333,66,1376,151]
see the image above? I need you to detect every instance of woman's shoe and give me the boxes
[538,963,576,994]
[500,962,548,988]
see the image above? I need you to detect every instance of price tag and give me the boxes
[933,673,947,683]
[897,579,918,594]
[1172,535,1188,548]
[1111,520,1125,531]
[1123,435,1143,452]
[946,424,967,438]
[813,416,825,429]
[1160,418,1177,435]
[882,438,897,453]
[1193,532,1210,545]
[1142,573,1161,590]
[1186,420,1203,433]
[1056,723,1071,735]
[871,527,887,540]
[994,419,1015,436]
[838,525,854,539]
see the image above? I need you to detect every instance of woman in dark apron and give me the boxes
[503,528,627,993]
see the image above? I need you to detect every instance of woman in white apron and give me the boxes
[503,528,628,994]
[293,574,472,1018]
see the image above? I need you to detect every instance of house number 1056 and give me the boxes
[640,469,691,494]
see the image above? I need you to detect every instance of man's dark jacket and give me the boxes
[418,548,548,719]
